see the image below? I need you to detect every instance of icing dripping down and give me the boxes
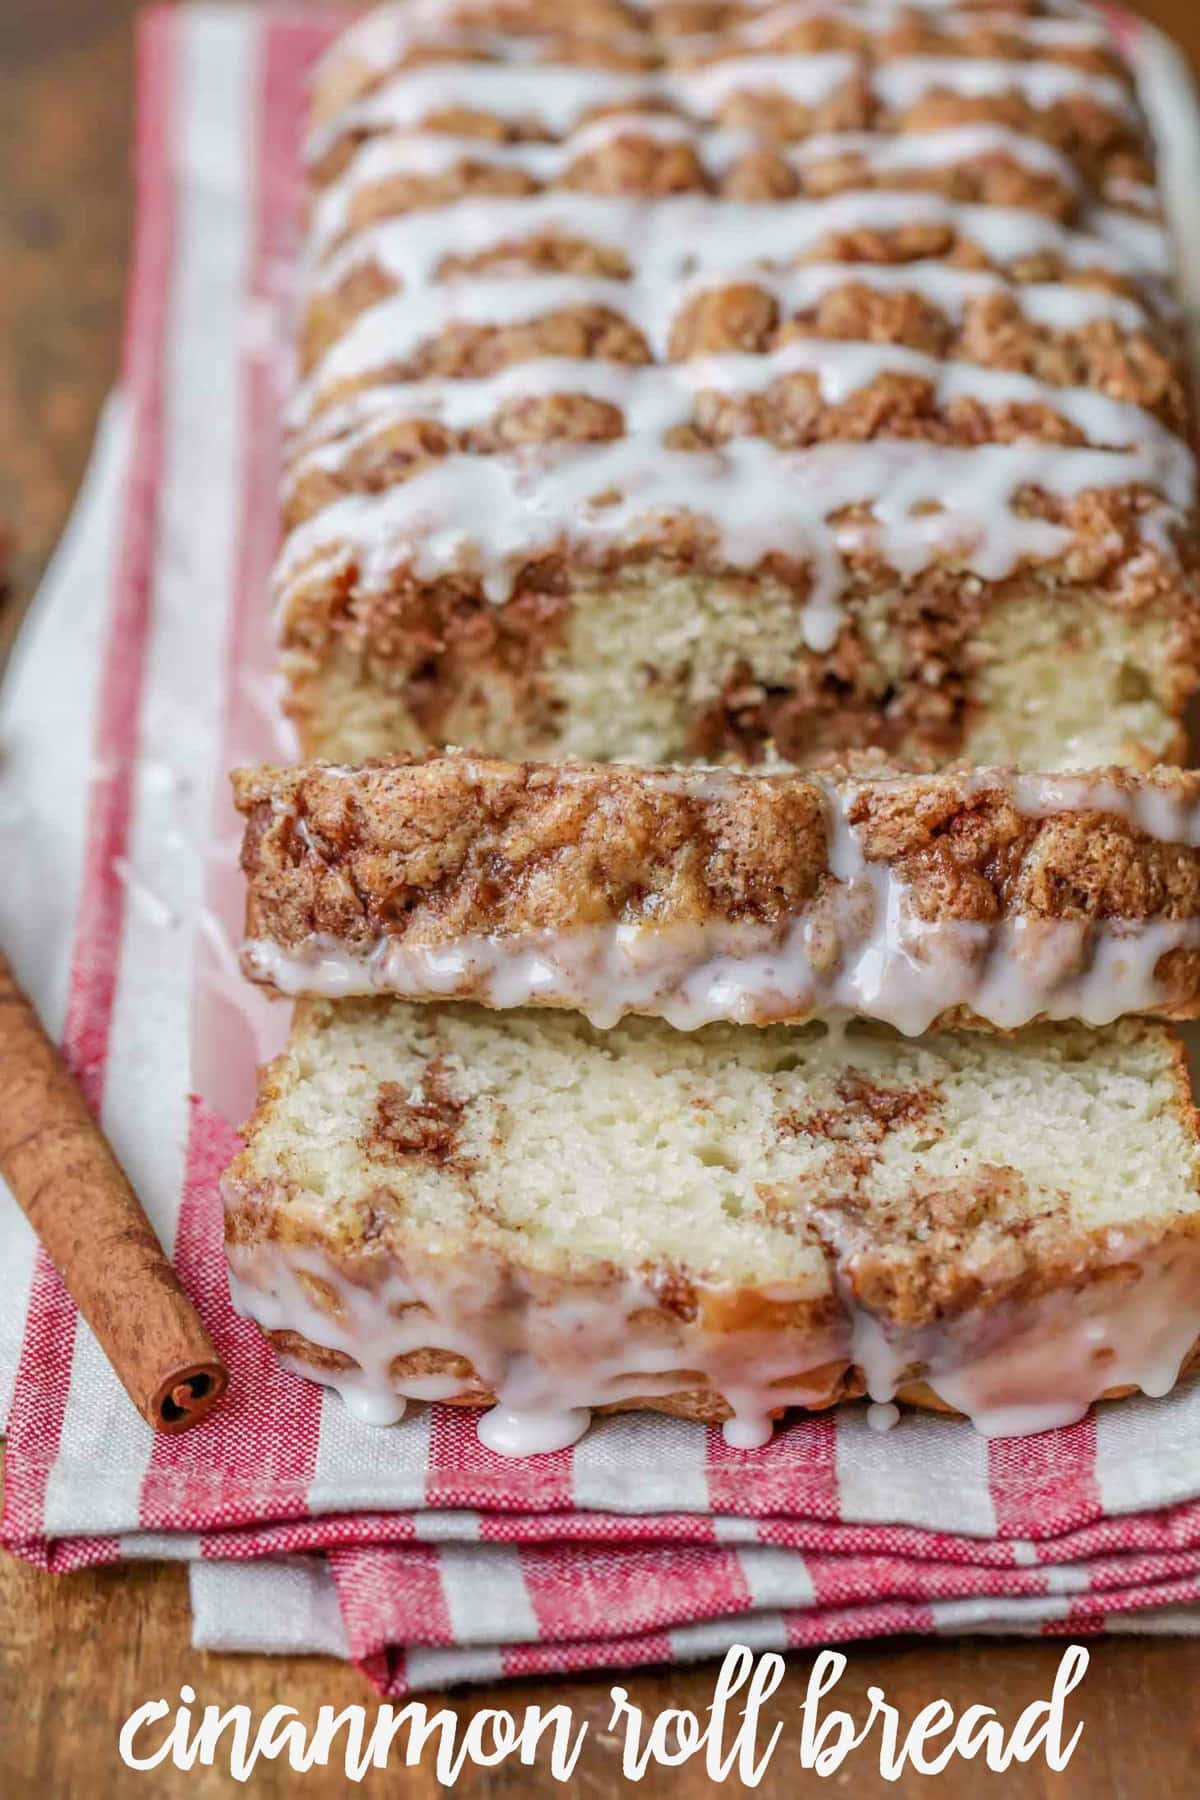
[274,434,1186,656]
[242,765,1200,1033]
[478,1404,591,1456]
[223,1228,1200,1453]
[721,1412,776,1450]
[342,1386,408,1427]
[242,914,1200,1038]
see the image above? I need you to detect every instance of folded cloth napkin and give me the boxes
[7,4,1200,1694]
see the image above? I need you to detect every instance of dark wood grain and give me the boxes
[4,2,1200,1794]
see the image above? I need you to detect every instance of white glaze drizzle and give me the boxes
[918,1251,1200,1437]
[311,188,1170,311]
[309,46,1138,167]
[274,431,1184,654]
[311,116,1089,258]
[871,54,1136,120]
[314,0,1115,98]
[1010,770,1200,847]
[224,1235,846,1455]
[295,263,1157,448]
[1104,176,1162,216]
[309,52,848,164]
[224,1227,1200,1452]
[477,1405,592,1454]
[243,915,1200,1038]
[287,338,1192,503]
[670,0,1112,51]
[626,0,1101,15]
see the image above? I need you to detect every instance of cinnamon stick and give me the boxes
[0,950,227,1432]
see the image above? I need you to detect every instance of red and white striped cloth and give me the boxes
[5,5,1200,1694]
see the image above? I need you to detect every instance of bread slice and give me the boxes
[235,755,1200,1035]
[223,999,1200,1450]
[279,1,1200,772]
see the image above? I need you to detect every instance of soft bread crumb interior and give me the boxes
[966,596,1179,769]
[238,1002,1200,1291]
[291,578,1180,768]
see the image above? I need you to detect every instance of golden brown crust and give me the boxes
[234,756,1200,1017]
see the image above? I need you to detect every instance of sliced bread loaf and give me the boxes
[223,999,1200,1451]
[235,755,1200,1034]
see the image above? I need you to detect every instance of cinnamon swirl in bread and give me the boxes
[224,999,1200,1449]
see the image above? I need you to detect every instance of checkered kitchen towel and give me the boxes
[6,5,1200,1694]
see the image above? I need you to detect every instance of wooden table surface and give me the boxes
[3,2,1200,1793]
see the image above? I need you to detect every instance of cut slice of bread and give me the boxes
[235,755,1200,1034]
[223,999,1200,1451]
